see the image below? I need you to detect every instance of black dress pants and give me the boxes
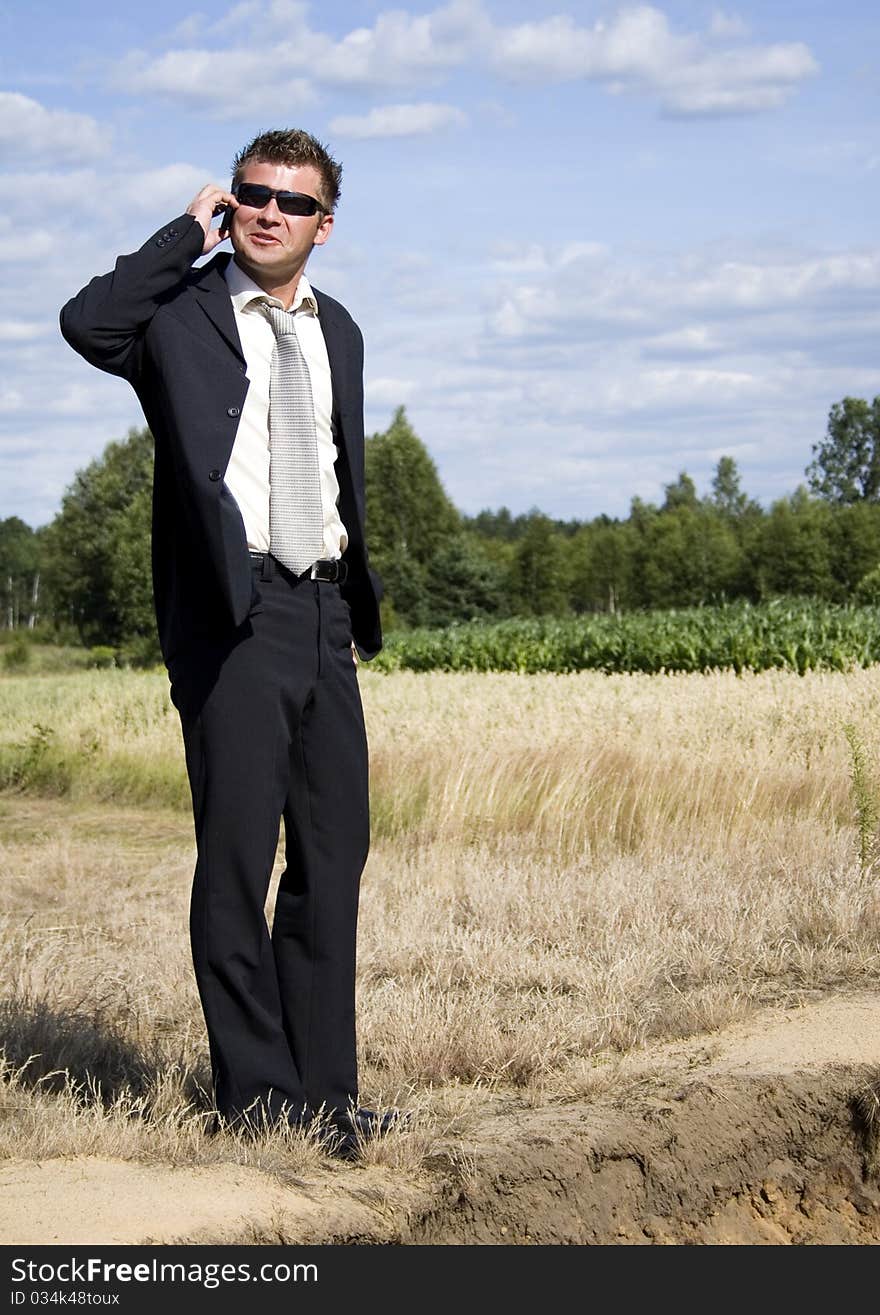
[168,558,369,1127]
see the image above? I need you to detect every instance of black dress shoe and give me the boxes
[322,1106,411,1158]
[327,1128,362,1160]
[336,1106,410,1138]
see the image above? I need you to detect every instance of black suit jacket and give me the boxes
[60,213,382,663]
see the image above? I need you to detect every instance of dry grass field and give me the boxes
[1,664,879,1184]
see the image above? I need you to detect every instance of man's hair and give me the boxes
[231,129,342,212]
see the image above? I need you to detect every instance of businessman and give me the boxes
[60,129,395,1155]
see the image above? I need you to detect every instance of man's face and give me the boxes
[229,161,333,288]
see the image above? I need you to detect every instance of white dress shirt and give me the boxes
[223,258,347,559]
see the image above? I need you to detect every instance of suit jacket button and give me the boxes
[208,469,221,481]
[227,406,240,417]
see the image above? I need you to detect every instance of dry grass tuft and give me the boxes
[852,1070,880,1177]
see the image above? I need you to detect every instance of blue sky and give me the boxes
[2,0,879,527]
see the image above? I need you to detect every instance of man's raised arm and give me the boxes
[59,185,238,381]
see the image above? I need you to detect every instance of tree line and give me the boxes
[3,395,880,662]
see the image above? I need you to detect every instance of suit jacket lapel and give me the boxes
[188,253,246,367]
[315,290,354,418]
[315,289,363,483]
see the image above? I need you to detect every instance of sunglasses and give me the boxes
[233,183,328,217]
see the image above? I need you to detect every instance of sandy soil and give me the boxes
[2,991,879,1246]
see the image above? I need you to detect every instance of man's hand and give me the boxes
[186,185,239,255]
[351,642,359,668]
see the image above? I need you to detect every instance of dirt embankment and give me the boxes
[2,993,879,1246]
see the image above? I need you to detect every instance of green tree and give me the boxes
[855,563,880,605]
[807,396,880,503]
[507,514,572,616]
[570,516,635,613]
[633,503,741,608]
[710,456,750,518]
[567,524,593,613]
[423,532,506,626]
[827,502,880,598]
[662,471,698,512]
[467,506,516,540]
[365,406,460,625]
[754,487,834,598]
[0,516,41,629]
[106,483,156,642]
[42,427,156,649]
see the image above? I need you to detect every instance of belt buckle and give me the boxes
[308,559,347,583]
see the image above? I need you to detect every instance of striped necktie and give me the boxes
[262,302,324,576]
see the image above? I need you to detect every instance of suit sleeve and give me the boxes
[59,213,206,383]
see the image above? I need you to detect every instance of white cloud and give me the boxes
[633,366,762,408]
[112,46,313,116]
[168,13,209,42]
[480,243,880,352]
[0,388,25,411]
[366,376,417,404]
[488,242,550,273]
[491,5,818,116]
[709,10,750,40]
[109,1,816,119]
[642,325,728,358]
[0,93,110,165]
[112,163,215,213]
[0,215,57,263]
[0,169,96,204]
[0,163,213,225]
[489,240,606,273]
[211,0,266,34]
[0,321,51,343]
[661,44,818,116]
[784,139,878,178]
[318,0,492,87]
[114,0,491,110]
[46,382,121,416]
[681,252,880,309]
[492,11,664,83]
[329,102,466,138]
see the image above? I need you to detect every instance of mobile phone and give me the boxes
[212,201,235,234]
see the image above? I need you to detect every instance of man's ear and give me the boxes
[313,213,334,248]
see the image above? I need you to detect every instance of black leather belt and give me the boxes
[248,550,348,584]
[308,558,348,583]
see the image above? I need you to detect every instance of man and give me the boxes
[60,129,394,1155]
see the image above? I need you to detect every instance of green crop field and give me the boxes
[372,599,880,675]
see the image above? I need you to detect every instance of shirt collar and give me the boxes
[224,257,319,316]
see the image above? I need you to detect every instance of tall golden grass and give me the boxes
[1,665,879,1166]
